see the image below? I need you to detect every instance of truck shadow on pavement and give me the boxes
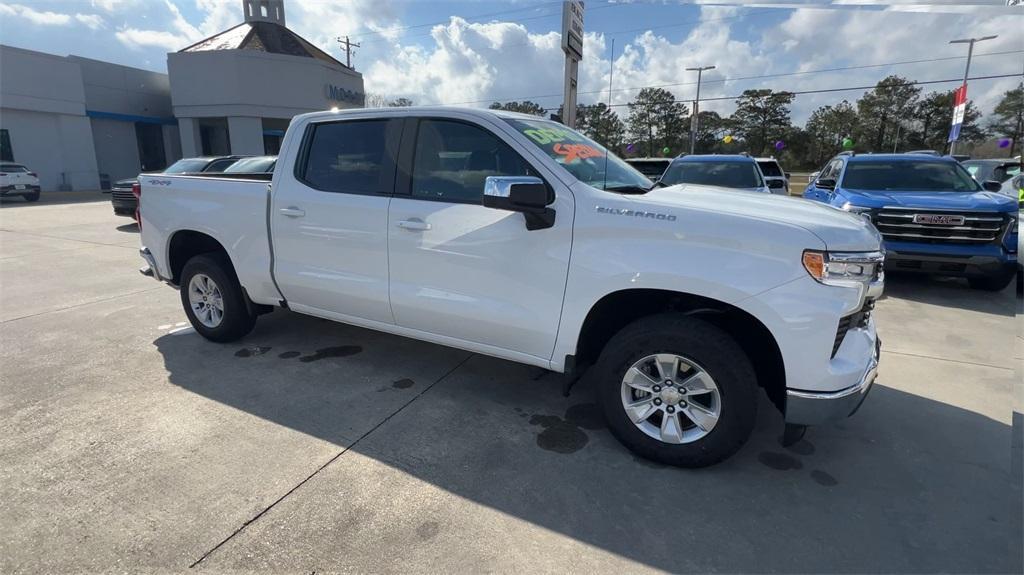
[154,310,1021,573]
[882,272,1018,315]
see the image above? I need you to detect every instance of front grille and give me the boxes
[873,208,1006,245]
[111,188,136,202]
[832,299,875,358]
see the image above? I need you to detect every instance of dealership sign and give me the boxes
[325,83,365,107]
[561,0,584,60]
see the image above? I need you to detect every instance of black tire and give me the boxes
[24,191,40,202]
[594,313,758,468]
[967,271,1015,291]
[179,253,256,342]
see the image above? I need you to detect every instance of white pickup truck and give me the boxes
[139,107,884,467]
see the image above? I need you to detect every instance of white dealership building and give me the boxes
[0,0,364,191]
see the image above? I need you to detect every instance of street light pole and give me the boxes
[686,65,715,155]
[948,35,996,155]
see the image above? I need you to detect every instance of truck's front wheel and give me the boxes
[179,254,256,342]
[594,314,757,468]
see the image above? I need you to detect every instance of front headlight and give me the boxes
[841,202,874,220]
[802,250,885,288]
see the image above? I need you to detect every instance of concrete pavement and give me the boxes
[1,196,1020,572]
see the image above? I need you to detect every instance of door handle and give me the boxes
[279,207,305,218]
[396,219,431,231]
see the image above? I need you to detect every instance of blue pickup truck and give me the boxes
[804,153,1018,291]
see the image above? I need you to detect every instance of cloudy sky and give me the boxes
[0,0,1020,123]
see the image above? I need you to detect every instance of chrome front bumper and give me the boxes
[785,337,880,426]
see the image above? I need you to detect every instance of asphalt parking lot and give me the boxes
[1,193,1021,573]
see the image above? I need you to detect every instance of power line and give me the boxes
[437,50,1023,107]
[534,73,1024,111]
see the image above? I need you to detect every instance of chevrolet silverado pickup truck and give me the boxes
[138,107,884,467]
[804,152,1018,290]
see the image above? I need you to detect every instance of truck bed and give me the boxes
[139,174,282,305]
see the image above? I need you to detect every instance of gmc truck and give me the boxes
[804,152,1018,291]
[138,107,884,467]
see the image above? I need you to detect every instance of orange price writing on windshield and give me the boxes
[553,143,604,163]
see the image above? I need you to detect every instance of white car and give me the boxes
[756,157,791,195]
[138,107,884,467]
[0,163,41,202]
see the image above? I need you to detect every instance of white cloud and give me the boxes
[90,0,132,11]
[0,3,105,29]
[115,28,190,51]
[75,13,105,29]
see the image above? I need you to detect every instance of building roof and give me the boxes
[178,21,345,68]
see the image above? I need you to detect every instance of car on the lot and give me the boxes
[0,163,41,202]
[804,153,1018,291]
[219,155,277,175]
[755,157,790,195]
[111,156,248,217]
[961,158,1020,185]
[659,154,774,193]
[624,157,672,180]
[139,107,884,468]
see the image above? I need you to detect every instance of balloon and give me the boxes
[723,135,734,144]
[626,143,635,152]
[842,137,854,149]
[662,147,671,155]
[774,140,785,150]
[998,138,1011,149]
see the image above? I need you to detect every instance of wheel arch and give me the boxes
[573,288,787,412]
[166,229,234,286]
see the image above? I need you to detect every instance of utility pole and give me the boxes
[336,35,361,69]
[948,35,996,155]
[686,65,715,155]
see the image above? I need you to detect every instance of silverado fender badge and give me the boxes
[596,206,677,221]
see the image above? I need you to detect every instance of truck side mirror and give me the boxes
[767,179,785,190]
[482,176,556,231]
[981,180,1002,193]
[816,178,837,190]
[784,172,792,180]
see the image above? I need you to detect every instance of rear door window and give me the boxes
[757,161,783,177]
[1,164,28,172]
[203,158,239,173]
[300,119,392,194]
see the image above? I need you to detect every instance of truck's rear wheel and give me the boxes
[594,314,757,468]
[179,254,256,342]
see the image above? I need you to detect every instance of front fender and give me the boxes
[550,200,825,371]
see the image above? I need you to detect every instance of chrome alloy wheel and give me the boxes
[620,353,722,444]
[188,273,225,328]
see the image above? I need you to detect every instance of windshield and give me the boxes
[224,157,275,173]
[503,118,652,192]
[757,161,783,177]
[841,160,980,192]
[661,161,763,189]
[163,158,212,174]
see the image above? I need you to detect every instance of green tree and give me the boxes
[626,88,688,156]
[388,97,414,107]
[488,100,546,116]
[731,89,795,156]
[987,82,1024,158]
[914,89,985,152]
[578,103,626,152]
[805,100,858,164]
[692,110,730,154]
[855,75,920,152]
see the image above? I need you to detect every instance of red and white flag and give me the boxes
[948,84,967,142]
